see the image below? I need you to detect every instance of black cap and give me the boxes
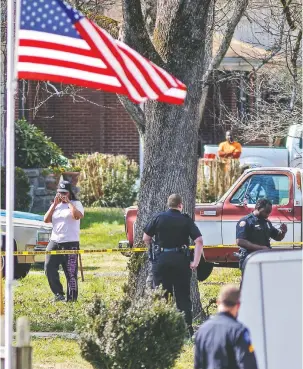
[57,180,72,193]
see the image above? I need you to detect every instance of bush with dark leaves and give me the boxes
[79,288,187,369]
[1,167,31,211]
[15,119,64,168]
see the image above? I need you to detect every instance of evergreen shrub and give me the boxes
[79,288,187,369]
[15,119,64,168]
[1,167,31,211]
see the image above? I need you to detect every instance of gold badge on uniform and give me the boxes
[239,221,246,227]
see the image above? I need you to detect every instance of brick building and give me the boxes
[22,86,139,161]
[20,36,268,163]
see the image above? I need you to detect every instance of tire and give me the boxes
[1,255,31,279]
[1,236,31,279]
[14,263,31,279]
[197,261,214,282]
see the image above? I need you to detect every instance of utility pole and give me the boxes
[0,0,5,167]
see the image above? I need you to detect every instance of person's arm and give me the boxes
[234,329,258,369]
[236,238,268,252]
[188,219,204,269]
[143,233,152,247]
[218,150,228,158]
[44,195,60,223]
[190,236,204,270]
[269,221,287,241]
[220,151,234,158]
[232,142,242,159]
[143,216,157,246]
[218,142,229,158]
[62,197,84,220]
[236,219,267,251]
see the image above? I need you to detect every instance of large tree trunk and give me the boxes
[128,97,204,315]
[122,0,249,320]
[124,3,214,320]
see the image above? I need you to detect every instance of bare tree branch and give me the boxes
[17,81,123,120]
[202,0,249,85]
[213,66,302,145]
[223,14,285,77]
[153,0,213,64]
[140,0,157,39]
[291,29,302,69]
[121,0,163,65]
[118,96,146,136]
[280,0,296,30]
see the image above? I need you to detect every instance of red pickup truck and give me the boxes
[120,167,303,281]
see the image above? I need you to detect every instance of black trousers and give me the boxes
[152,251,192,327]
[45,240,79,301]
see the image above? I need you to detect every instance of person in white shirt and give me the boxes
[44,180,84,302]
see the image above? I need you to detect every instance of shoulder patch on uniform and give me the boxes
[239,221,246,227]
[243,329,254,352]
[248,344,255,353]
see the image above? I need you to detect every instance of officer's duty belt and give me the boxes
[161,246,187,253]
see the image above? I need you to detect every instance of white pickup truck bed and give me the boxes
[203,124,303,168]
[204,145,289,167]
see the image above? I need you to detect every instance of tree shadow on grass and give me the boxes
[81,266,100,271]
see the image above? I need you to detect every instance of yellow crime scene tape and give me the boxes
[0,242,302,256]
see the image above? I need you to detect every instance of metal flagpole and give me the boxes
[5,0,20,366]
[0,0,5,167]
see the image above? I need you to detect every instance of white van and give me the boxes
[238,249,302,369]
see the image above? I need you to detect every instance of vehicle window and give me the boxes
[230,180,250,204]
[230,174,290,205]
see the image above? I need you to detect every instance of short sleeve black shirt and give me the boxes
[143,209,202,248]
[236,213,280,250]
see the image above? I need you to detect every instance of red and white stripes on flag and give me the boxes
[17,6,187,105]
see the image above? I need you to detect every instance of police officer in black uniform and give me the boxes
[236,198,287,273]
[143,194,204,337]
[195,284,258,369]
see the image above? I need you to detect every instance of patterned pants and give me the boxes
[45,240,79,301]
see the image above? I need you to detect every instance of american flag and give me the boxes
[17,0,187,104]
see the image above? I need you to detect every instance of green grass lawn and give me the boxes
[32,337,92,369]
[14,207,240,369]
[32,338,194,369]
[80,207,125,249]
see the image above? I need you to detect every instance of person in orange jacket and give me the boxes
[218,131,242,159]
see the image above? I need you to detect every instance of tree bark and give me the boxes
[140,0,157,39]
[123,2,215,320]
[122,0,249,321]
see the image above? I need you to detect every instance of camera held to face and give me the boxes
[56,192,69,203]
